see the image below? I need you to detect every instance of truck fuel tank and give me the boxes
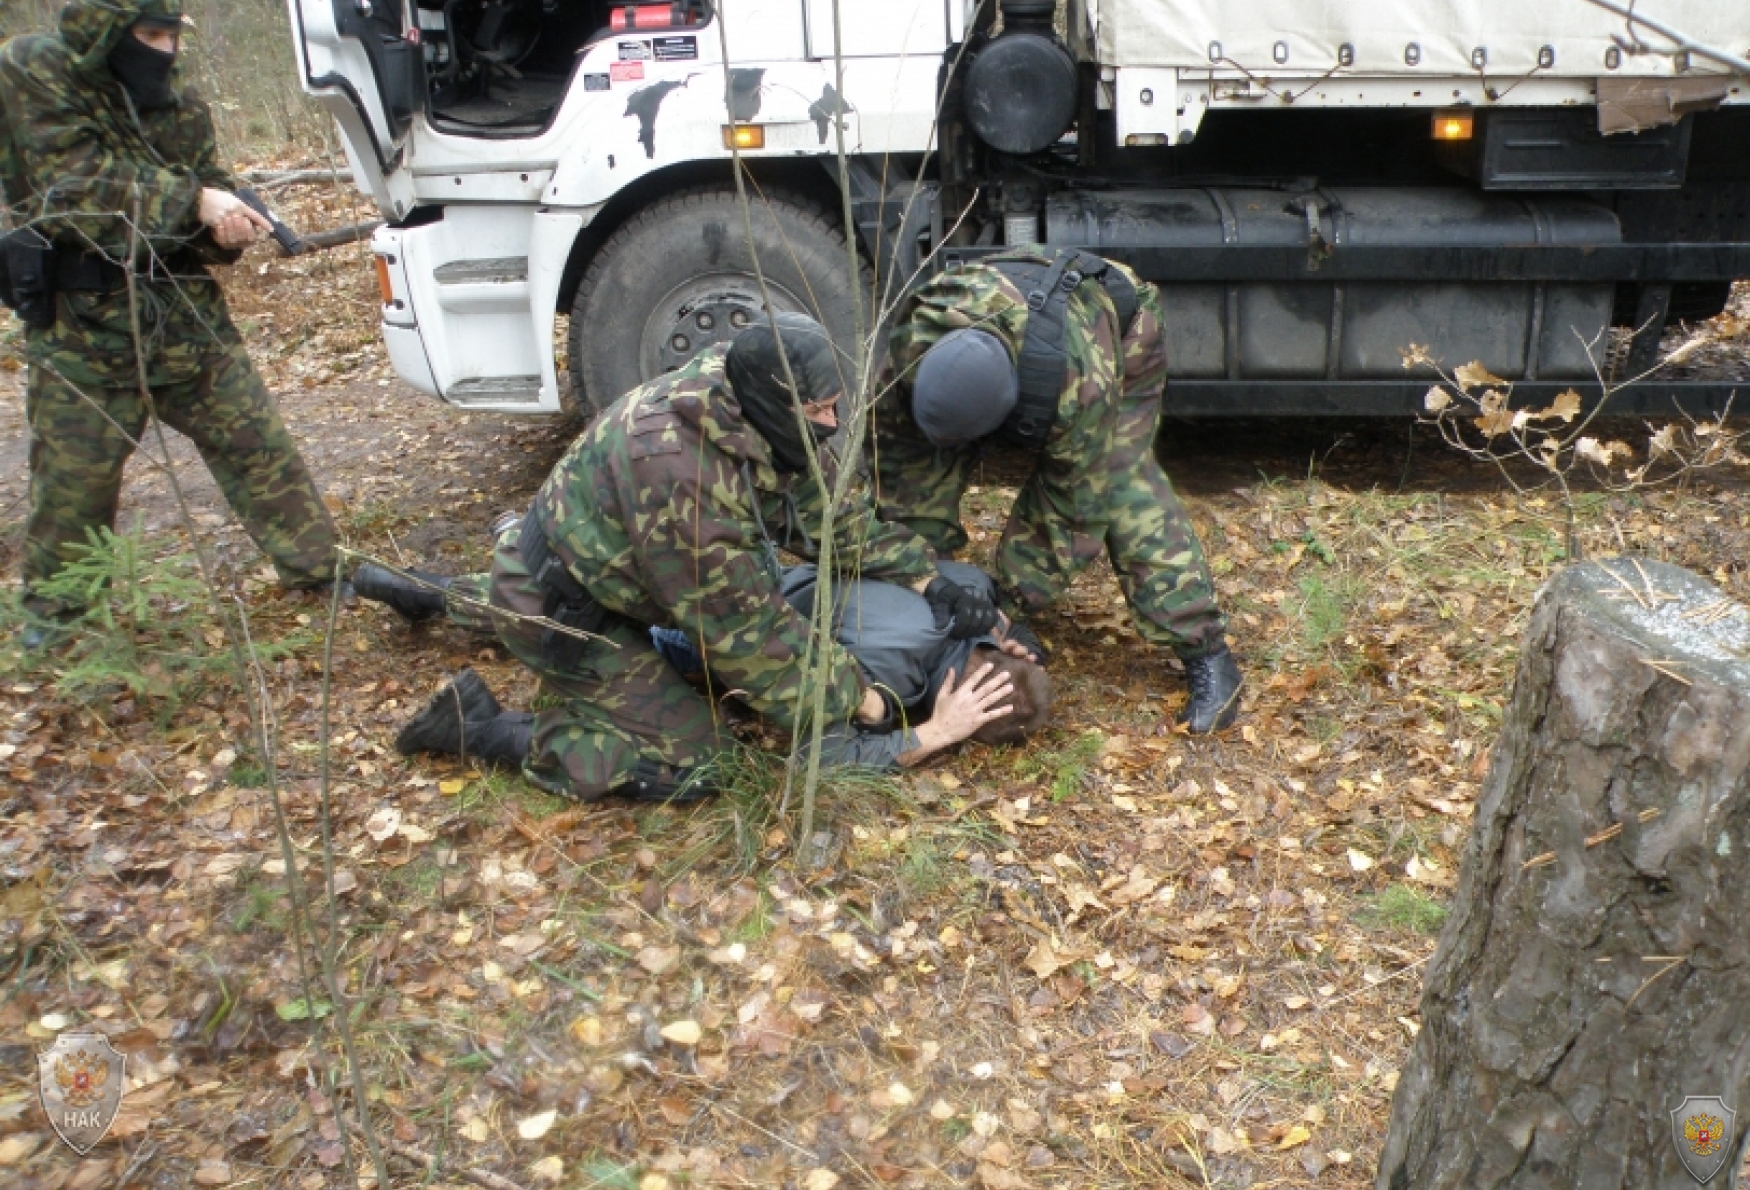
[1045,187,1622,381]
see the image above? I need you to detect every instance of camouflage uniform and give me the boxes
[0,0,336,612]
[876,254,1227,656]
[480,345,939,799]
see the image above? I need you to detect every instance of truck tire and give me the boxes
[568,185,870,417]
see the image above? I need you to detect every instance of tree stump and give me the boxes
[1379,558,1750,1190]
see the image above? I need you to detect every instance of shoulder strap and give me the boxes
[983,247,1085,447]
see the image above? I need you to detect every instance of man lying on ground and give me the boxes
[350,315,1040,803]
[650,558,1052,755]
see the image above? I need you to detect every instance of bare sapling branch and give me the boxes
[1409,331,1746,560]
[115,190,391,1189]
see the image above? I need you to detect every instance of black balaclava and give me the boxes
[726,313,844,473]
[108,18,181,111]
[911,328,1018,447]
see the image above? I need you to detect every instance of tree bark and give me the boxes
[1379,557,1750,1190]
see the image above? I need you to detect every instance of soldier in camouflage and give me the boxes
[378,315,1024,803]
[0,0,338,639]
[874,247,1243,732]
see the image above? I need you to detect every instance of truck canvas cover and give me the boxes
[1092,0,1749,75]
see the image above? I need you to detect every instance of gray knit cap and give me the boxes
[910,329,1017,447]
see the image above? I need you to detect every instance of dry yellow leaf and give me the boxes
[1023,939,1080,980]
[439,779,465,795]
[516,1109,557,1140]
[1277,1124,1313,1150]
[659,1020,702,1046]
[1454,360,1507,391]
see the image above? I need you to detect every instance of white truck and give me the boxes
[289,0,1750,417]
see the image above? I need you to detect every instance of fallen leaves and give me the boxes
[1277,1124,1313,1150]
[516,1109,558,1140]
[192,1161,232,1186]
[636,945,682,975]
[1023,939,1082,980]
[659,1020,702,1047]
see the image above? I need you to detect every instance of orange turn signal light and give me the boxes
[373,254,394,304]
[722,123,765,150]
[1433,110,1474,141]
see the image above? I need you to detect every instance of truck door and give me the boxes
[803,0,947,59]
[287,0,421,219]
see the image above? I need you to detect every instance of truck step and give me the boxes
[447,376,542,404]
[434,257,529,285]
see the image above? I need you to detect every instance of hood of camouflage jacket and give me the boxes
[59,0,183,86]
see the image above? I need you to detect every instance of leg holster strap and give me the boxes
[520,506,610,668]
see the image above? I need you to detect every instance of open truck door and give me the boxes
[287,0,420,220]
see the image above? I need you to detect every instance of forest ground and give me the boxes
[2,177,1749,1190]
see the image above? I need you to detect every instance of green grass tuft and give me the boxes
[1357,884,1449,936]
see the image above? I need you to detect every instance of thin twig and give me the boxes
[1639,658,1693,686]
[1625,954,1687,1010]
[1521,808,1663,870]
[372,1131,531,1190]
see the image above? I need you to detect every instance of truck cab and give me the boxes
[290,0,1750,417]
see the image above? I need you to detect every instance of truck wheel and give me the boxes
[569,185,870,417]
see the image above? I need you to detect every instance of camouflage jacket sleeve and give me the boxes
[654,464,870,731]
[0,44,204,260]
[173,90,243,267]
[1116,265,1168,407]
[778,451,938,586]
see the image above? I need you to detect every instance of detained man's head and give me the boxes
[966,643,1052,745]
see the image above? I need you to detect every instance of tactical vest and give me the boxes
[980,248,1139,448]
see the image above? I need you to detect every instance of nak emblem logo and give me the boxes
[37,1031,126,1155]
[1672,1095,1738,1183]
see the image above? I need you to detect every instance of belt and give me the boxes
[55,248,202,293]
[54,250,126,293]
[519,506,618,668]
[520,506,593,610]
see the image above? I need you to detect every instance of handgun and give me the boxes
[234,187,307,256]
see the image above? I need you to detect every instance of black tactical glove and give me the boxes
[924,575,1000,640]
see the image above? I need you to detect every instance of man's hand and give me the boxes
[855,685,889,725]
[897,661,1015,766]
[993,613,1047,663]
[924,575,1000,640]
[199,187,272,249]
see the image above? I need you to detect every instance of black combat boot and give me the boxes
[394,669,503,755]
[461,712,534,767]
[353,563,452,623]
[1178,642,1243,734]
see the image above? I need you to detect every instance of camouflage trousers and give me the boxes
[472,526,728,801]
[876,393,1226,657]
[22,346,338,612]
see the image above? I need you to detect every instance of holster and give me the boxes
[0,227,56,329]
[519,506,609,670]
